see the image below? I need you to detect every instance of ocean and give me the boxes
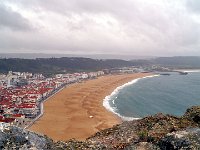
[103,71,200,121]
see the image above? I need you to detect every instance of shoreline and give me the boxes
[24,84,68,129]
[173,69,200,73]
[29,73,152,141]
[103,74,159,121]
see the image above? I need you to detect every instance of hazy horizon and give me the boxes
[0,1,200,56]
[1,53,200,60]
[0,52,156,60]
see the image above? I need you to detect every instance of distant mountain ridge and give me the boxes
[0,57,135,76]
[153,56,200,68]
[0,53,154,60]
[1,56,200,76]
[131,56,200,69]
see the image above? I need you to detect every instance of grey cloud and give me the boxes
[186,0,200,13]
[8,0,137,19]
[0,3,32,31]
[0,0,200,56]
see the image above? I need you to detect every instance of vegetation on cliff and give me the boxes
[0,106,200,149]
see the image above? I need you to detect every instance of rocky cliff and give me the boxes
[0,106,200,150]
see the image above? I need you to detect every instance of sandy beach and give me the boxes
[29,73,152,141]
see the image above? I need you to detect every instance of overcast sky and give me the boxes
[0,0,200,56]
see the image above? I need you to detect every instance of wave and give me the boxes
[103,74,159,121]
[175,69,200,73]
[183,70,200,73]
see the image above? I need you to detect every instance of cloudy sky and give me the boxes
[0,0,200,56]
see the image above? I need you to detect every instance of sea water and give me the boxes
[103,72,200,121]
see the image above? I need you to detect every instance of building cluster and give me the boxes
[107,67,144,74]
[0,70,104,127]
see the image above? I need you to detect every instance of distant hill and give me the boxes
[0,57,135,76]
[153,56,200,68]
[1,56,200,76]
[131,56,200,69]
[0,53,154,60]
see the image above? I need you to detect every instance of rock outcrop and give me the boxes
[0,124,53,149]
[183,106,200,124]
[158,128,200,149]
[0,106,200,149]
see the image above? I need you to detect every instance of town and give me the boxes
[0,67,147,128]
[0,65,181,128]
[0,70,109,128]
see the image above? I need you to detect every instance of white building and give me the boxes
[82,73,89,79]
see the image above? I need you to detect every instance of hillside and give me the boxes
[1,56,200,77]
[131,56,200,69]
[0,57,135,76]
[0,106,199,149]
[153,56,200,69]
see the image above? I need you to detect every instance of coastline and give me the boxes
[29,73,152,141]
[103,74,159,121]
[24,85,67,129]
[173,69,200,73]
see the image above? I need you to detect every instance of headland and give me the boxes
[29,73,152,141]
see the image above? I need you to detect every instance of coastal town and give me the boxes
[0,70,109,128]
[0,67,146,128]
[0,64,189,129]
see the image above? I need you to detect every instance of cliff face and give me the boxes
[0,125,53,149]
[184,106,200,124]
[0,106,200,150]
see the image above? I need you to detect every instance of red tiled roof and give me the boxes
[12,114,23,117]
[0,118,15,123]
[17,104,35,108]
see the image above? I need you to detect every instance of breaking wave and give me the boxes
[103,74,159,121]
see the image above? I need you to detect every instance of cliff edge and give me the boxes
[0,106,200,150]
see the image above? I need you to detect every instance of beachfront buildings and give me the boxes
[0,70,105,127]
[0,66,151,127]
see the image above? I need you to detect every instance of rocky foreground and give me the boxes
[0,106,200,150]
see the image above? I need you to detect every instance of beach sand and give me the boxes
[29,73,152,141]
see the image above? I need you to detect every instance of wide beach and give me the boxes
[29,73,152,141]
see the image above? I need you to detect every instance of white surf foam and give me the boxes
[175,69,200,73]
[103,74,159,121]
[183,70,200,73]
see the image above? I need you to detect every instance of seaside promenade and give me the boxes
[24,83,70,129]
[29,73,152,141]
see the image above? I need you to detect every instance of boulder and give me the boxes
[183,106,200,124]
